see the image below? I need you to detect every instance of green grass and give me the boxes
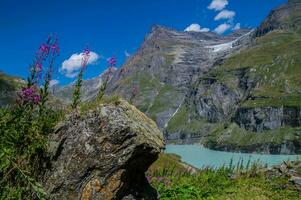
[148,84,180,116]
[166,104,210,134]
[147,153,189,175]
[0,72,25,106]
[148,154,301,200]
[80,95,122,113]
[242,96,301,108]
[204,30,301,107]
[203,123,301,148]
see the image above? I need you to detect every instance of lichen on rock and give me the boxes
[43,98,164,199]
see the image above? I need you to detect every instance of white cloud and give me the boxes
[214,23,231,34]
[200,27,210,32]
[49,79,59,87]
[125,50,131,57]
[184,24,210,32]
[214,10,236,21]
[60,51,100,78]
[208,0,228,11]
[233,23,241,30]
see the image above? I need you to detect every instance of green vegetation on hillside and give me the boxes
[215,30,301,107]
[148,154,301,200]
[203,123,301,151]
[0,72,24,106]
[116,71,183,122]
[166,104,213,134]
[147,84,182,120]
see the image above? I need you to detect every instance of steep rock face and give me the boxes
[193,80,240,123]
[235,106,301,132]
[43,99,164,200]
[106,25,253,134]
[206,139,301,155]
[256,0,301,36]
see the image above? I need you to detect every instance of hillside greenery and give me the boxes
[166,29,301,143]
[215,30,301,107]
[203,123,301,150]
[148,153,301,200]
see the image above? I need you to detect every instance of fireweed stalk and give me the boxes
[18,34,59,107]
[1,35,61,199]
[71,48,91,110]
[39,35,60,110]
[97,56,116,101]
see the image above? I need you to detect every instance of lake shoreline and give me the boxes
[165,144,301,169]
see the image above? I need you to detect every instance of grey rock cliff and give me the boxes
[235,106,301,132]
[256,0,301,36]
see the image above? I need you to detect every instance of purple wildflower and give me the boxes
[83,48,90,57]
[33,95,41,104]
[107,56,117,67]
[39,44,50,54]
[156,176,163,182]
[51,42,60,55]
[19,86,41,104]
[81,47,91,69]
[21,87,34,97]
[35,63,42,72]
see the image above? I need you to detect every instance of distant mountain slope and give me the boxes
[0,72,25,107]
[52,67,117,103]
[256,0,301,36]
[51,0,301,154]
[107,25,253,130]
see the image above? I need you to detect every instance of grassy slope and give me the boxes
[166,103,215,135]
[0,72,24,105]
[166,30,301,147]
[204,123,301,148]
[148,154,301,200]
[220,30,301,107]
[199,30,301,147]
[115,68,182,123]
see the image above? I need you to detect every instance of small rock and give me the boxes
[289,177,301,186]
[279,163,288,173]
[288,169,299,177]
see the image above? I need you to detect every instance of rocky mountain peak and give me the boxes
[256,0,301,36]
[288,0,301,4]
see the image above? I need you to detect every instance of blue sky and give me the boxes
[0,0,286,85]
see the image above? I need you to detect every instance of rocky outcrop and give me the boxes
[105,25,254,131]
[235,106,301,132]
[164,131,203,144]
[43,99,164,200]
[206,140,301,155]
[266,160,301,190]
[256,0,301,36]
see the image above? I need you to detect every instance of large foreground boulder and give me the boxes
[43,99,164,200]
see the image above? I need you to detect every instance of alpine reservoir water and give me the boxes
[165,145,301,169]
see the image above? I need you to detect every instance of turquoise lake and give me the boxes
[165,145,301,169]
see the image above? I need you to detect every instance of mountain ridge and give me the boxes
[1,0,300,154]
